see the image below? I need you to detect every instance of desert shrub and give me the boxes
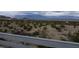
[39,23,46,27]
[23,25,27,29]
[33,24,37,28]
[60,37,67,41]
[51,24,57,28]
[26,25,32,31]
[60,25,65,28]
[55,27,62,32]
[11,29,16,33]
[51,24,62,32]
[20,24,25,27]
[40,35,47,38]
[39,24,42,27]
[39,26,47,38]
[73,25,76,28]
[32,31,39,36]
[68,31,79,43]
[43,26,47,30]
[4,29,8,32]
[8,26,13,29]
[4,24,8,27]
[0,29,3,32]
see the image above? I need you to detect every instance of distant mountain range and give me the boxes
[0,13,79,21]
[15,14,47,20]
[14,13,79,21]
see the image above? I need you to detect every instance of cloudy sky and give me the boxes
[0,11,79,17]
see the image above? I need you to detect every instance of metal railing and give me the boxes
[0,32,79,48]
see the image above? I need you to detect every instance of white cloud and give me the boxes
[27,11,79,16]
[0,11,79,17]
[39,11,68,16]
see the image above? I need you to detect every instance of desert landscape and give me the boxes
[0,16,79,43]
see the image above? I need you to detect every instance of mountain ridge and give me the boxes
[14,13,79,21]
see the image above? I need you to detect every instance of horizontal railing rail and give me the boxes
[0,32,79,48]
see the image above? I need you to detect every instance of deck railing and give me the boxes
[0,32,79,48]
